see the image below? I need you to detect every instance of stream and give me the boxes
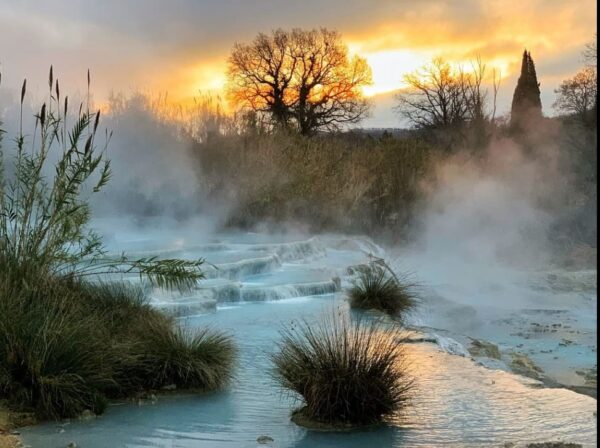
[20,229,597,447]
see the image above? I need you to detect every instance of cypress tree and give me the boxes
[510,50,543,129]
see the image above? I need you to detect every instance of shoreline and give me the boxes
[0,402,34,448]
[14,338,596,443]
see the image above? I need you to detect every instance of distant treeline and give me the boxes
[88,31,596,257]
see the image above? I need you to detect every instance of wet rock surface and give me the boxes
[256,435,274,444]
[525,443,583,448]
[412,268,597,397]
[527,270,597,293]
[508,352,544,380]
[468,338,502,359]
[575,365,597,387]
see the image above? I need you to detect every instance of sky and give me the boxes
[0,0,596,128]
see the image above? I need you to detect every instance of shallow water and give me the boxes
[398,247,598,388]
[20,230,597,447]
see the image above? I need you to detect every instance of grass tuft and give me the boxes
[0,265,236,419]
[138,324,236,390]
[271,312,413,427]
[348,262,418,318]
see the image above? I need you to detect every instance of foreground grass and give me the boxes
[348,262,418,318]
[271,313,413,427]
[0,70,235,421]
[0,264,236,420]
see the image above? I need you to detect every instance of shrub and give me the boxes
[0,272,236,418]
[129,321,236,391]
[0,69,235,419]
[348,262,418,318]
[0,273,113,418]
[191,130,434,234]
[271,313,413,427]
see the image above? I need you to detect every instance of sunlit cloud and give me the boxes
[171,61,227,101]
[0,0,596,124]
[341,0,595,103]
[348,47,432,96]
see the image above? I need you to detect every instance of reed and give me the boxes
[0,69,236,419]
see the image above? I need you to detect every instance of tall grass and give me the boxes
[0,69,236,419]
[272,313,413,427]
[0,68,205,289]
[0,260,236,419]
[132,323,236,390]
[0,266,112,418]
[191,130,435,236]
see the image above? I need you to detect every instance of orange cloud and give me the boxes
[342,0,595,96]
[167,0,594,105]
[5,0,592,122]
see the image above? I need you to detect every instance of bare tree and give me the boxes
[465,56,488,123]
[395,57,491,131]
[491,68,502,123]
[583,34,597,67]
[227,29,294,128]
[395,58,466,129]
[553,36,597,126]
[553,67,597,121]
[227,28,372,135]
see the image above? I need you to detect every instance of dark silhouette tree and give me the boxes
[553,67,597,125]
[554,36,597,127]
[583,33,597,67]
[395,57,496,149]
[510,50,542,130]
[226,28,372,135]
[395,58,470,129]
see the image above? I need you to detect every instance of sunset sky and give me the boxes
[0,0,596,127]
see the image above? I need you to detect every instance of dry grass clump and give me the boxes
[0,269,236,419]
[272,313,413,427]
[192,131,434,234]
[348,262,418,318]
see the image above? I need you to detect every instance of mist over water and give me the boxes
[394,137,557,317]
[0,2,596,445]
[1,84,592,267]
[91,94,202,220]
[75,99,595,334]
[414,139,555,268]
[2,86,596,447]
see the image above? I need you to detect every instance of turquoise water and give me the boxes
[19,231,597,447]
[20,295,597,447]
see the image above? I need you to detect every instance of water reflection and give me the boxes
[21,296,596,448]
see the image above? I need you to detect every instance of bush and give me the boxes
[191,130,434,235]
[348,263,418,318]
[0,261,236,419]
[0,69,233,420]
[271,313,413,427]
[130,322,237,391]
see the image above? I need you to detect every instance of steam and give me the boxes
[411,136,560,270]
[90,94,200,219]
[0,85,594,267]
[393,124,596,318]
